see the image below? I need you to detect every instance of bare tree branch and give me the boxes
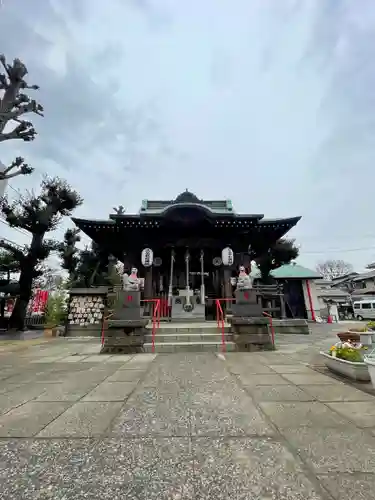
[0,54,43,144]
[316,259,353,280]
[0,156,33,180]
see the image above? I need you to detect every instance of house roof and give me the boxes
[251,263,322,280]
[352,286,375,295]
[352,270,375,282]
[317,289,349,298]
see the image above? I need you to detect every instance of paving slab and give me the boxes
[58,355,90,363]
[0,384,48,415]
[37,402,123,437]
[301,384,375,402]
[318,473,375,500]
[29,355,67,363]
[191,401,274,437]
[192,437,327,499]
[81,355,109,363]
[281,426,375,473]
[248,384,314,402]
[281,372,343,385]
[110,397,191,437]
[227,364,276,374]
[236,373,290,386]
[327,401,375,427]
[34,379,99,402]
[259,401,351,428]
[107,369,147,382]
[95,437,194,499]
[0,401,71,437]
[105,354,134,363]
[0,439,100,499]
[83,381,137,401]
[269,364,315,373]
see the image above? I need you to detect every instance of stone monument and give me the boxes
[229,266,272,351]
[101,267,147,354]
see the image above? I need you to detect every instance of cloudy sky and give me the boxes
[0,0,374,271]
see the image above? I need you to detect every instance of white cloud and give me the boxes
[1,0,375,270]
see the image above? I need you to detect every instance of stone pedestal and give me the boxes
[101,290,148,354]
[171,293,205,321]
[230,317,274,351]
[232,289,263,317]
[229,290,273,351]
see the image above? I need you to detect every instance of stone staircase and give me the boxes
[143,321,237,353]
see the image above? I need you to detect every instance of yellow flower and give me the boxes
[330,346,336,351]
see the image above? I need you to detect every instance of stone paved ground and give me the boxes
[0,324,375,499]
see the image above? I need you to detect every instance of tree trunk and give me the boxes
[9,262,34,330]
[9,232,42,331]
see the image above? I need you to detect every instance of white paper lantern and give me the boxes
[221,247,234,266]
[141,247,154,267]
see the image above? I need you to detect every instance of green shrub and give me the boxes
[334,346,363,362]
[349,326,368,332]
[45,292,67,327]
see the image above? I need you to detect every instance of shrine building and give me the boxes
[72,191,301,320]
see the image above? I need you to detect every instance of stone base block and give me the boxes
[273,319,310,335]
[101,322,147,354]
[230,316,274,351]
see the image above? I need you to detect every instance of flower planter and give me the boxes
[359,331,373,346]
[320,351,370,381]
[364,356,375,387]
[337,332,360,343]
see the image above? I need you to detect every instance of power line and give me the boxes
[0,218,30,238]
[301,246,375,255]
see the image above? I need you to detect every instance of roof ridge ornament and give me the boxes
[174,190,201,204]
[113,205,126,215]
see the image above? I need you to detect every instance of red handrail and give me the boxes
[215,299,225,352]
[142,299,161,353]
[215,298,235,353]
[263,311,275,348]
[101,312,113,346]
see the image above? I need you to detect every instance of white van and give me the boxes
[353,299,375,320]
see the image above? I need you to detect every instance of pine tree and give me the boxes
[59,230,110,288]
[0,249,21,281]
[0,177,82,329]
[257,238,300,284]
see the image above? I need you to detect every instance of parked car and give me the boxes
[353,299,375,320]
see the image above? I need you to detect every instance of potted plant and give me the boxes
[320,341,370,381]
[364,348,375,387]
[347,326,373,346]
[44,292,67,337]
[367,322,375,342]
[337,331,360,343]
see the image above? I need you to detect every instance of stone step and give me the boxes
[145,333,232,343]
[143,341,237,353]
[148,326,231,335]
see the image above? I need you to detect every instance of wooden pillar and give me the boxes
[279,283,286,318]
[223,267,232,314]
[144,266,153,315]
